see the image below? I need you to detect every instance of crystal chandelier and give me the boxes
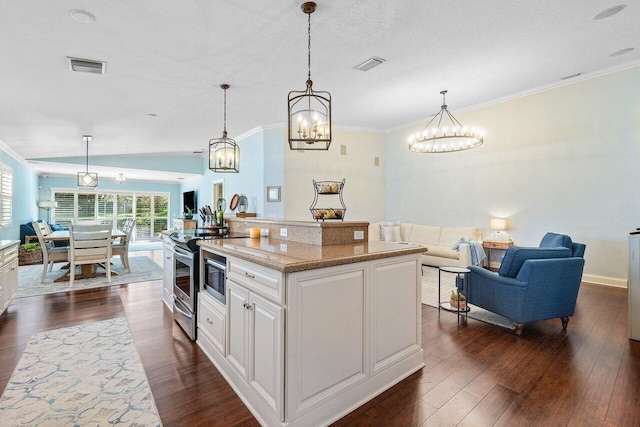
[115,173,126,184]
[77,135,98,188]
[209,84,239,173]
[408,90,484,153]
[287,1,332,150]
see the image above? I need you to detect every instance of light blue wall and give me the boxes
[38,176,181,222]
[35,154,203,174]
[181,131,265,219]
[0,148,39,240]
[263,128,285,219]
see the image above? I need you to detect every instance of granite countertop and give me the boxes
[1,240,20,250]
[197,237,426,273]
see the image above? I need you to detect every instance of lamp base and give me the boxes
[488,231,511,242]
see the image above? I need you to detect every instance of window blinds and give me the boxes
[0,163,13,228]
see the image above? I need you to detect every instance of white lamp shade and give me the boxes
[38,201,58,209]
[490,218,508,230]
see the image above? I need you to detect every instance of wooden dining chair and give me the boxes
[112,219,135,272]
[32,221,68,284]
[68,222,113,287]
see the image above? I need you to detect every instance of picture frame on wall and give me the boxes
[267,186,281,202]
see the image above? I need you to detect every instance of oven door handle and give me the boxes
[174,246,195,258]
[173,296,193,319]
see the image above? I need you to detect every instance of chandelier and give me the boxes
[77,135,98,188]
[209,84,239,173]
[115,173,126,184]
[408,90,484,153]
[287,1,332,150]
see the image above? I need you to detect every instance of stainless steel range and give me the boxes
[169,230,247,340]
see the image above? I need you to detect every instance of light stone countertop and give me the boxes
[198,237,426,273]
[1,240,20,250]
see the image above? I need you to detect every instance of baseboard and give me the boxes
[582,274,627,289]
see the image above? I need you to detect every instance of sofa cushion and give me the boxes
[498,246,572,278]
[440,227,478,247]
[408,225,441,246]
[424,244,459,260]
[382,225,402,242]
[539,232,573,249]
[369,222,381,241]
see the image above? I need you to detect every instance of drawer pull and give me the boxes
[242,302,252,310]
[244,272,255,279]
[206,317,213,325]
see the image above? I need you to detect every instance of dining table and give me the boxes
[43,229,127,283]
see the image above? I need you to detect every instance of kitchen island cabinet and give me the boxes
[197,237,425,427]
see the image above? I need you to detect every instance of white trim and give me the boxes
[386,60,640,133]
[0,139,34,170]
[583,274,627,289]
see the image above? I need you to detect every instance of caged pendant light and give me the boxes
[77,135,98,188]
[209,84,239,173]
[287,1,332,150]
[408,90,484,153]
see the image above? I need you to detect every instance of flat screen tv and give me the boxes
[183,191,196,214]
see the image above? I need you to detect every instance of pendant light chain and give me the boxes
[223,86,227,135]
[307,11,312,82]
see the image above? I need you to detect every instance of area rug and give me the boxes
[129,241,163,252]
[422,266,515,330]
[0,318,162,426]
[17,256,163,298]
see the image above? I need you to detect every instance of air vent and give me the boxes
[66,57,106,74]
[354,56,386,72]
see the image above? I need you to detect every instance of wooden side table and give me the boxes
[482,240,514,270]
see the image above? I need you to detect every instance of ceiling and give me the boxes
[0,1,638,179]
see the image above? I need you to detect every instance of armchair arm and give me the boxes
[467,266,529,321]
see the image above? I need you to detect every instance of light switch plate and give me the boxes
[354,230,364,240]
[280,228,288,237]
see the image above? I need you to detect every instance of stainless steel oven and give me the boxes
[203,254,227,305]
[173,244,199,340]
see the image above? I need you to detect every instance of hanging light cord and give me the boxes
[85,138,89,173]
[223,87,227,135]
[307,11,312,82]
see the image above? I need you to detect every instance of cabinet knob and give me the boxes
[242,302,252,310]
[245,272,255,279]
[206,317,213,325]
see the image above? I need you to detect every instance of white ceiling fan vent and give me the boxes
[66,57,106,74]
[353,56,386,72]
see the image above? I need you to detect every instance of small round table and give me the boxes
[438,266,471,325]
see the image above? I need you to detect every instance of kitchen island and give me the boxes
[197,233,425,427]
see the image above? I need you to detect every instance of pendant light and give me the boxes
[287,1,332,150]
[115,173,126,184]
[209,84,239,173]
[408,90,484,153]
[77,135,98,188]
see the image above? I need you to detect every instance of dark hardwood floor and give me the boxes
[1,256,638,426]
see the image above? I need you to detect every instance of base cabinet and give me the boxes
[0,242,19,316]
[162,240,174,310]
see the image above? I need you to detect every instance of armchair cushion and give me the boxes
[539,232,573,249]
[498,246,571,278]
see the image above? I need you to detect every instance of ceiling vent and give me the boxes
[354,56,386,72]
[66,57,106,74]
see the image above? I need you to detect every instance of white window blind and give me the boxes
[53,192,75,227]
[0,163,13,228]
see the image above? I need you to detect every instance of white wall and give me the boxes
[386,66,640,284]
[283,129,387,222]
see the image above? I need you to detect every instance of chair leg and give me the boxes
[121,254,130,272]
[561,317,570,330]
[515,323,524,336]
[69,264,75,288]
[41,264,48,284]
[106,259,111,283]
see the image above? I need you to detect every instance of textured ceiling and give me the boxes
[0,0,638,167]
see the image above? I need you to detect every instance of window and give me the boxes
[51,189,170,241]
[0,163,13,228]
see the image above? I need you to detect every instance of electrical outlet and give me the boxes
[280,228,288,237]
[354,230,364,240]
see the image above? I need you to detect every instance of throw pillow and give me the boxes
[382,225,402,242]
[379,221,401,241]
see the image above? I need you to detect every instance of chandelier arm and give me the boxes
[420,112,440,133]
[444,109,465,130]
[435,110,445,133]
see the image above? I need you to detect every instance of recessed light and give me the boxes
[146,113,157,117]
[69,9,96,23]
[67,57,106,74]
[610,47,635,57]
[592,4,626,20]
[561,72,582,80]
[354,57,386,72]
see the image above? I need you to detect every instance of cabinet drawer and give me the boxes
[2,244,19,265]
[227,257,284,305]
[198,293,226,356]
[483,241,512,249]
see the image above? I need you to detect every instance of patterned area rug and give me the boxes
[17,256,163,298]
[422,266,515,331]
[0,318,162,426]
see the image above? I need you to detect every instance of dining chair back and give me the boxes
[32,221,68,283]
[68,222,113,287]
[112,219,135,272]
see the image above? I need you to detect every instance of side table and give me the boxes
[438,266,471,325]
[482,240,514,271]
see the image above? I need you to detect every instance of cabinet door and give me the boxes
[228,280,250,379]
[8,258,18,300]
[162,248,174,309]
[249,292,284,420]
[0,264,9,313]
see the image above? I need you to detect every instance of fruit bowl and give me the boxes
[314,180,342,194]
[310,208,345,221]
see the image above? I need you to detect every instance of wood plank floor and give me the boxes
[1,254,638,426]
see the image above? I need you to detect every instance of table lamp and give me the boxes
[489,217,511,241]
[38,200,58,223]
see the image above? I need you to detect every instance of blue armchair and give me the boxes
[467,233,586,335]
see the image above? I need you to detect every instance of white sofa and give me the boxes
[369,222,482,268]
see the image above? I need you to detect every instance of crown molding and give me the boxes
[0,139,35,170]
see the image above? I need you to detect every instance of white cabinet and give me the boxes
[228,279,284,419]
[162,240,174,310]
[0,241,19,316]
[198,292,226,355]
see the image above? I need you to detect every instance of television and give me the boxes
[183,191,196,214]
